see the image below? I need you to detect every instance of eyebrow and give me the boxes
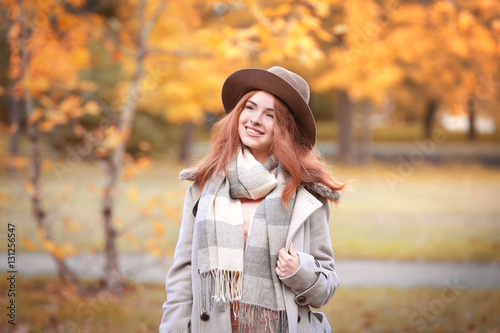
[247,100,275,112]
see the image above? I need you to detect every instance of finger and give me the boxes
[278,248,288,260]
[288,243,298,257]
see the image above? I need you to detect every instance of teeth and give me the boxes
[247,128,262,135]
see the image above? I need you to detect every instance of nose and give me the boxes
[250,112,263,125]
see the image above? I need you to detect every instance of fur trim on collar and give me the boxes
[179,168,342,202]
[179,168,196,182]
[303,182,342,202]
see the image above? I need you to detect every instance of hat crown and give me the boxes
[267,66,310,104]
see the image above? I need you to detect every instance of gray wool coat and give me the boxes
[159,183,340,333]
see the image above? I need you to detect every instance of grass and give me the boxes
[1,156,499,262]
[1,275,498,332]
[331,163,500,262]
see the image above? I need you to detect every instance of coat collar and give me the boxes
[286,186,323,247]
[179,168,342,201]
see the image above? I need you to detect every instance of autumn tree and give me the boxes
[382,0,500,140]
[96,0,334,291]
[314,0,500,159]
[4,0,103,284]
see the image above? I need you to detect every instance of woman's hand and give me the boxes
[275,243,300,278]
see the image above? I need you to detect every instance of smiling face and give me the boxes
[238,91,275,163]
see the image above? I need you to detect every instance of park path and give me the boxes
[2,252,500,289]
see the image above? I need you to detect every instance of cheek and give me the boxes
[239,110,250,123]
[267,121,275,136]
[237,123,244,139]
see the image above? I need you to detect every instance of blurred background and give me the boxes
[0,0,499,332]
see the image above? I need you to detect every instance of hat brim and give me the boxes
[221,68,316,147]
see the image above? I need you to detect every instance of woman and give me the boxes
[159,66,344,333]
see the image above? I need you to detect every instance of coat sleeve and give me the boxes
[159,184,198,333]
[279,198,339,309]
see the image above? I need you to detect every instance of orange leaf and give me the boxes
[153,222,166,235]
[84,101,100,115]
[128,187,139,202]
[22,236,37,251]
[0,192,10,202]
[24,182,35,195]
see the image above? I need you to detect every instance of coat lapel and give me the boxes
[283,186,323,332]
[286,186,323,248]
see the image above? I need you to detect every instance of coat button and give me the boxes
[200,312,209,321]
[297,296,306,303]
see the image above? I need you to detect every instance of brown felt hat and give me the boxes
[221,66,317,147]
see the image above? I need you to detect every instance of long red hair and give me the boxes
[194,91,345,206]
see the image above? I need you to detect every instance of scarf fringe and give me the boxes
[235,303,288,333]
[200,269,242,313]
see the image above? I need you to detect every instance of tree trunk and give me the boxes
[18,0,77,286]
[178,122,195,162]
[337,90,354,164]
[423,98,438,139]
[26,101,78,285]
[359,101,372,166]
[101,0,166,293]
[101,55,144,294]
[467,97,477,141]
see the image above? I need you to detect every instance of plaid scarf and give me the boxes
[195,147,295,332]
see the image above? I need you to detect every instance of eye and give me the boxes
[266,113,274,119]
[245,104,255,111]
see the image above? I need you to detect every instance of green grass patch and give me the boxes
[1,276,498,332]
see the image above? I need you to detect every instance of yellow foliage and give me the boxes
[84,101,100,115]
[43,240,78,259]
[87,244,99,253]
[434,1,456,14]
[62,181,73,192]
[79,80,98,91]
[63,216,81,232]
[138,141,151,151]
[314,0,499,108]
[163,206,181,223]
[142,206,152,217]
[21,235,37,251]
[123,231,140,249]
[115,217,124,228]
[0,192,10,202]
[164,190,176,201]
[128,186,140,202]
[458,11,475,31]
[103,126,128,149]
[153,221,166,235]
[24,181,35,196]
[144,238,161,258]
[10,156,29,169]
[42,239,56,255]
[86,182,96,192]
[123,157,152,180]
[41,159,52,171]
[27,107,43,125]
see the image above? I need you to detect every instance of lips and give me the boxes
[245,126,264,136]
